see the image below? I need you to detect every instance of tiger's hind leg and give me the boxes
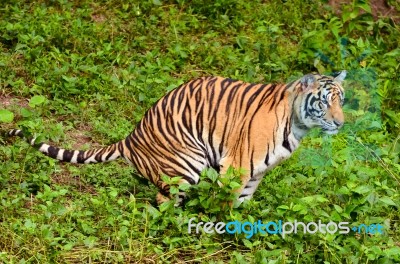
[155,178,192,206]
[156,192,170,204]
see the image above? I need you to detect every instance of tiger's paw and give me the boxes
[156,192,170,205]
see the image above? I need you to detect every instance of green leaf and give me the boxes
[353,185,372,194]
[29,95,46,107]
[301,196,314,204]
[277,205,289,210]
[316,195,328,203]
[229,181,241,189]
[355,3,372,13]
[20,108,33,117]
[63,243,74,251]
[292,204,306,211]
[170,186,179,195]
[276,205,290,215]
[384,48,400,57]
[384,247,400,257]
[109,190,118,198]
[206,168,219,182]
[379,196,397,206]
[179,183,191,191]
[242,239,253,249]
[0,109,14,123]
[146,204,161,218]
[152,0,162,5]
[159,200,174,212]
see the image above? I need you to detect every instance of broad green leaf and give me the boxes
[159,200,174,212]
[384,48,400,57]
[146,204,161,218]
[301,196,314,204]
[170,186,179,195]
[277,205,289,210]
[316,195,329,203]
[179,183,191,191]
[379,197,398,206]
[29,95,46,107]
[20,108,33,117]
[353,185,372,194]
[64,243,74,251]
[0,109,14,123]
[292,204,306,212]
[242,239,253,249]
[384,247,400,257]
[206,168,219,182]
[109,190,118,198]
[229,181,241,189]
[333,204,343,213]
[355,3,372,13]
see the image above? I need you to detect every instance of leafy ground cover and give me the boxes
[0,0,399,263]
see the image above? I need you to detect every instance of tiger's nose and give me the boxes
[333,120,344,127]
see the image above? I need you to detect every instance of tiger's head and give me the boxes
[295,71,346,136]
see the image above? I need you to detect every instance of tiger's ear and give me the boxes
[333,70,347,83]
[300,74,317,93]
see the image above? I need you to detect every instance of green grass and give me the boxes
[1,0,399,263]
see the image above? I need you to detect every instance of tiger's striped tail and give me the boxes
[8,129,122,164]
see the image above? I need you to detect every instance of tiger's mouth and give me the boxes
[322,128,339,135]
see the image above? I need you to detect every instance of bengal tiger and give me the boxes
[7,71,346,205]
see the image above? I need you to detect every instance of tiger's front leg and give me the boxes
[219,151,268,203]
[237,172,265,202]
[219,156,253,203]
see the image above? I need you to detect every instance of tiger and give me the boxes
[7,71,346,205]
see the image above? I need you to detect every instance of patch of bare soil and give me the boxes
[66,123,102,149]
[329,0,399,23]
[52,167,98,195]
[0,94,29,108]
[91,13,106,23]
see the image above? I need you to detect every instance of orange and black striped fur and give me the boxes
[8,71,346,205]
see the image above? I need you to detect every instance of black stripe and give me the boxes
[62,150,74,162]
[105,147,116,160]
[244,85,264,116]
[250,150,254,178]
[159,187,170,197]
[265,145,270,166]
[77,150,85,163]
[124,137,135,157]
[182,175,196,185]
[94,151,103,162]
[282,118,292,152]
[118,141,125,158]
[269,85,284,111]
[304,94,312,117]
[225,83,241,113]
[258,84,276,108]
[47,146,59,158]
[239,83,257,111]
